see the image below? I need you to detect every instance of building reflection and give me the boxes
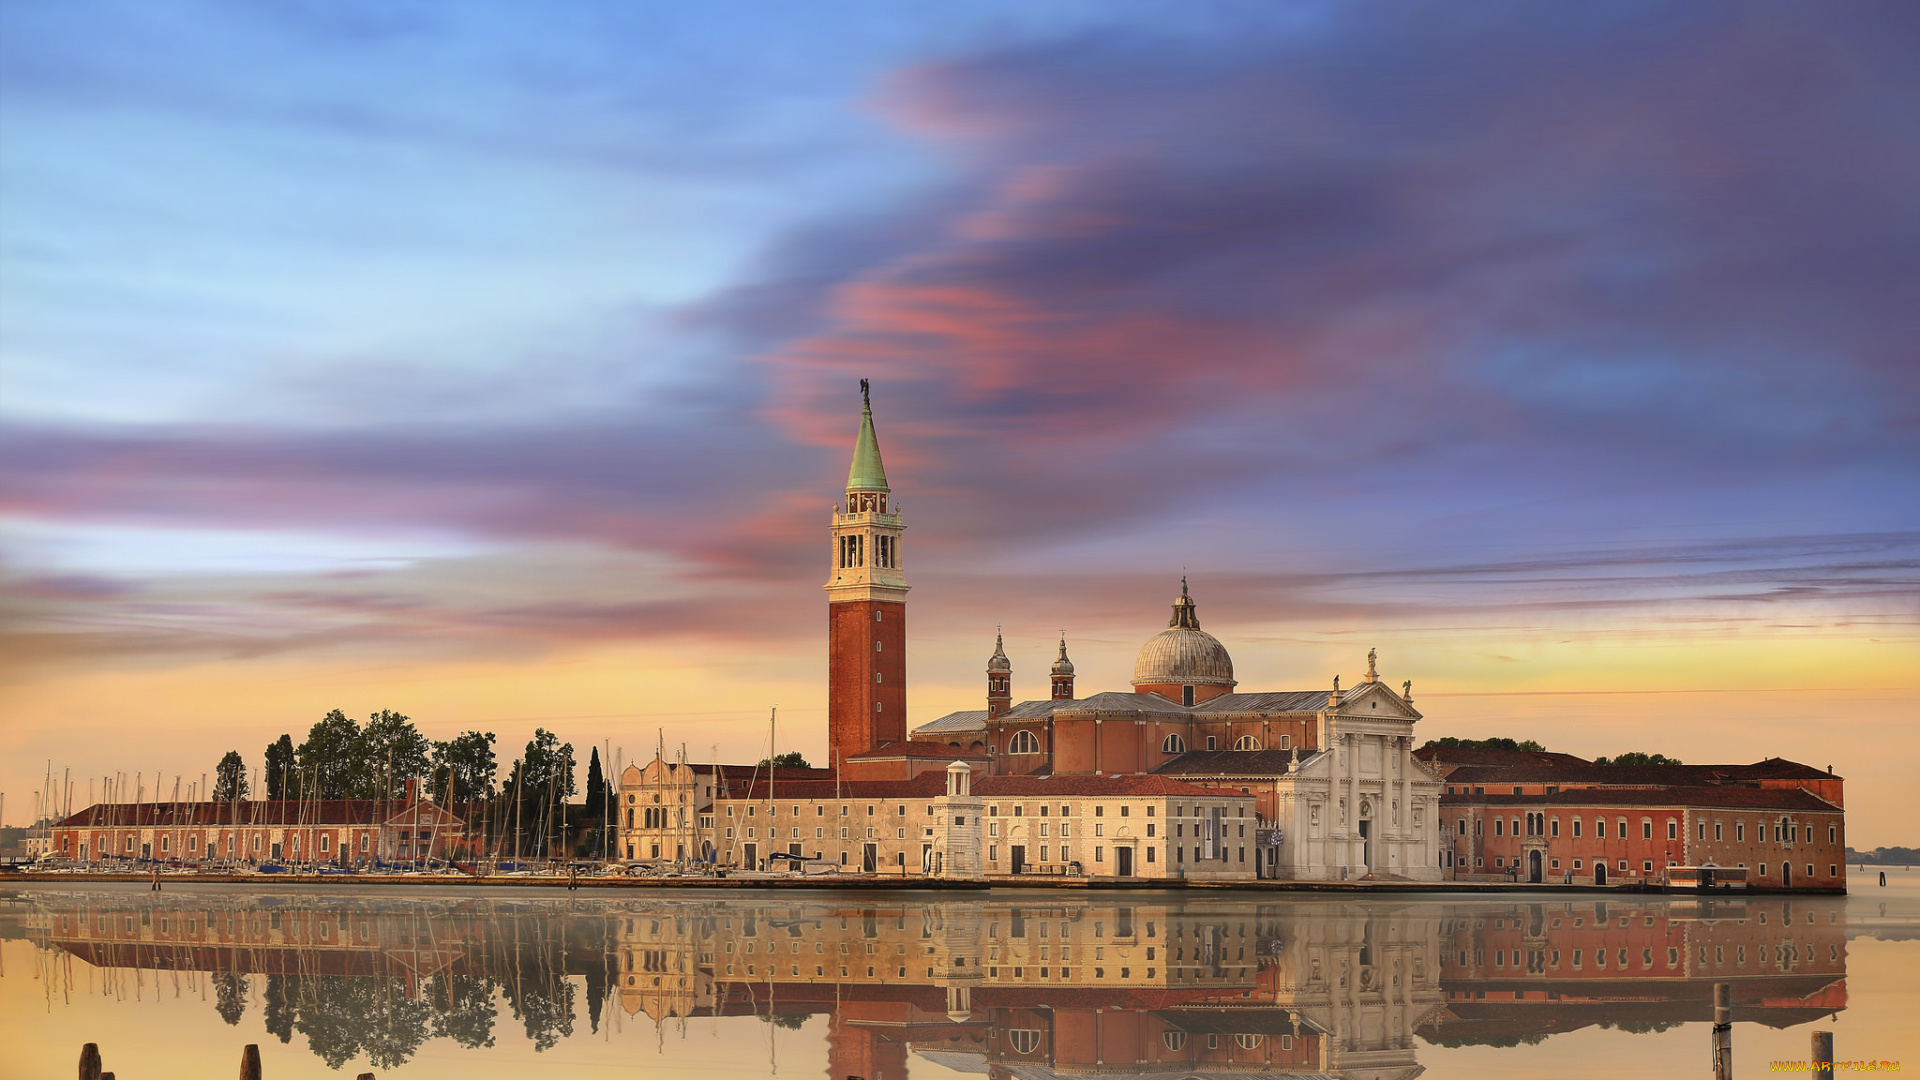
[17,892,1846,1076]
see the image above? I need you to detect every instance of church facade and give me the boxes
[818,383,1445,882]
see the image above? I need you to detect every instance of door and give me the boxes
[1010,845,1026,875]
[1358,820,1371,870]
[1783,862,1792,888]
[141,842,152,860]
[744,843,758,870]
[1595,862,1607,886]
[1117,846,1133,877]
[788,843,802,858]
[862,843,878,873]
[1528,850,1542,883]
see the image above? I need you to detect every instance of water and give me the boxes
[4,878,1918,1078]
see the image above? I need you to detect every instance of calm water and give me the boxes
[4,879,1918,1079]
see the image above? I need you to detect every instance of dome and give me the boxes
[1050,633,1075,676]
[1130,579,1236,691]
[1131,628,1235,688]
[987,630,1011,673]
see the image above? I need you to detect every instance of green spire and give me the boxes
[846,378,889,492]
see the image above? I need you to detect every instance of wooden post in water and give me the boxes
[240,1043,262,1080]
[1813,1030,1834,1074]
[1711,983,1732,1080]
[79,1043,101,1080]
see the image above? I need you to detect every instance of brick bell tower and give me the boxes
[826,380,909,769]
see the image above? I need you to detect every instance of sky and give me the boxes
[2,2,1916,844]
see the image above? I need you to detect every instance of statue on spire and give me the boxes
[860,377,870,410]
[1367,648,1378,682]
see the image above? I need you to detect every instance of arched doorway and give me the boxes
[1595,862,1607,886]
[1528,850,1542,883]
[1783,861,1792,888]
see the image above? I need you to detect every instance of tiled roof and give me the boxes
[975,774,1250,799]
[723,775,947,801]
[1441,786,1840,811]
[1443,759,1838,787]
[1039,692,1192,716]
[1155,749,1300,777]
[844,741,989,760]
[1196,690,1338,713]
[54,800,465,829]
[912,710,989,735]
[1412,746,1593,769]
[719,772,1250,801]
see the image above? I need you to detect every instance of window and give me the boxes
[1007,1030,1043,1055]
[1183,686,1195,707]
[1162,733,1186,754]
[1669,821,1678,840]
[1207,736,1217,750]
[1643,821,1653,840]
[1550,817,1560,837]
[1234,735,1261,751]
[1495,819,1503,836]
[1280,734,1291,749]
[1574,818,1582,837]
[1009,730,1041,755]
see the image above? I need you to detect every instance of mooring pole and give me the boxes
[79,1043,102,1080]
[1813,1030,1834,1075]
[240,1044,261,1080]
[1711,982,1732,1080]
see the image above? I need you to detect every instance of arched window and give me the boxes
[1009,730,1041,755]
[1007,1030,1043,1055]
[1161,1030,1187,1051]
[1234,735,1262,751]
[1235,1033,1266,1050]
[1162,734,1186,754]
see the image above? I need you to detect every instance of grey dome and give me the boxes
[1051,633,1075,676]
[1130,579,1235,690]
[1131,627,1235,688]
[987,630,1011,673]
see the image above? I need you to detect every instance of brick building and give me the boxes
[1422,747,1846,891]
[48,793,467,867]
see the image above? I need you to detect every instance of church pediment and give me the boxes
[1340,680,1421,721]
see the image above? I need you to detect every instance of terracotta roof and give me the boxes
[53,799,465,829]
[1441,786,1840,811]
[1413,746,1593,769]
[843,741,989,760]
[719,772,1249,801]
[974,774,1250,799]
[723,774,947,801]
[1444,759,1838,787]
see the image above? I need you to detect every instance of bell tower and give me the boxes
[986,630,1011,720]
[826,380,909,768]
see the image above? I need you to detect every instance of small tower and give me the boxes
[1050,633,1075,701]
[986,630,1012,720]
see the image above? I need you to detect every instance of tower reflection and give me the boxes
[17,891,1846,1076]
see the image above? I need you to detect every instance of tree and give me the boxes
[213,751,249,802]
[432,732,498,803]
[1594,751,1682,766]
[584,747,606,820]
[1420,737,1547,754]
[357,709,432,799]
[294,710,364,799]
[758,751,813,769]
[515,729,576,806]
[264,735,296,801]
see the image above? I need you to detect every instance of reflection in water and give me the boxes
[6,889,1848,1076]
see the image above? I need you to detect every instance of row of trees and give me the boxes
[206,710,592,821]
[1416,737,1683,766]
